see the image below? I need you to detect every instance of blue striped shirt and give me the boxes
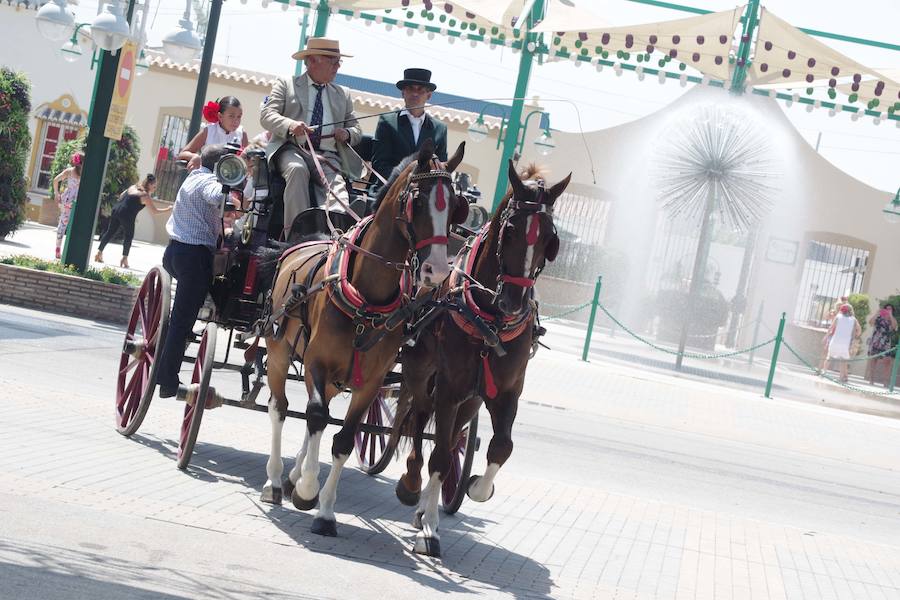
[166,167,224,250]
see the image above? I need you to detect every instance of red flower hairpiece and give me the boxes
[202,100,221,123]
[71,153,82,166]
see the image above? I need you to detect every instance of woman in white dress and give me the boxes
[825,304,861,382]
[178,96,250,170]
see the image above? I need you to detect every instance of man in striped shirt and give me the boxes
[156,144,230,398]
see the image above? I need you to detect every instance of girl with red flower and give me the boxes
[177,95,249,170]
[52,151,85,259]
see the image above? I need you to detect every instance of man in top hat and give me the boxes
[260,37,363,236]
[372,68,448,187]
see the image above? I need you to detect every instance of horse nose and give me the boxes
[421,256,450,288]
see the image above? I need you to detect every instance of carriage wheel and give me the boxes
[176,323,217,470]
[354,385,401,475]
[441,413,479,515]
[115,267,171,436]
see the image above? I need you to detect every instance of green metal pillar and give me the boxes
[62,0,137,272]
[764,312,786,398]
[294,8,311,77]
[313,0,330,37]
[581,276,602,362]
[187,0,224,140]
[491,0,545,211]
[730,0,760,93]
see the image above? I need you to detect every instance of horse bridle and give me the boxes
[493,183,556,302]
[396,161,458,251]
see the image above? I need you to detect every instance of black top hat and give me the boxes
[396,68,437,92]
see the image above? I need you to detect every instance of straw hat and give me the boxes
[291,37,352,60]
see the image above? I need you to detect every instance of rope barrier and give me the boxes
[539,301,592,321]
[782,340,900,397]
[595,302,775,360]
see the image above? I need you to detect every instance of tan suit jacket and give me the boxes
[260,73,363,178]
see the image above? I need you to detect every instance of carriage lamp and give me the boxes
[215,153,248,190]
[35,0,75,42]
[884,187,900,224]
[162,0,202,63]
[91,0,132,52]
[533,128,555,156]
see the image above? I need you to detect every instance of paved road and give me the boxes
[1,304,900,599]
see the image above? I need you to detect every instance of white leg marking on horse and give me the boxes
[316,452,349,523]
[288,432,309,485]
[414,472,442,553]
[297,430,322,500]
[469,462,500,502]
[263,397,285,493]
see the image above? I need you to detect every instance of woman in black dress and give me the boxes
[94,174,171,268]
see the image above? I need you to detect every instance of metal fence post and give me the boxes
[581,276,602,362]
[764,312,786,398]
[889,348,900,393]
[748,301,764,367]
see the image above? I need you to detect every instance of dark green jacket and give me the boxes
[372,112,448,185]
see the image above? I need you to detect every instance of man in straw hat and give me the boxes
[260,37,362,236]
[372,68,448,188]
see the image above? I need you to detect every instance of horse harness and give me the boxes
[440,194,555,399]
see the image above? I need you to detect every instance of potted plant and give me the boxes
[0,67,32,239]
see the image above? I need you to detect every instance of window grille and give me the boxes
[793,240,868,328]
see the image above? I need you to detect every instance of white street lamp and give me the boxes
[162,0,202,63]
[884,189,900,224]
[533,129,555,156]
[59,38,83,62]
[91,0,132,52]
[467,115,489,142]
[35,0,75,42]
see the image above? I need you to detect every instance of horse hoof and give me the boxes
[413,535,441,558]
[260,486,282,505]
[466,475,495,502]
[291,489,319,511]
[281,478,295,498]
[311,517,338,537]
[395,480,421,506]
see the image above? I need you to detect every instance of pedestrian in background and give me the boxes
[52,151,83,259]
[94,174,172,269]
[824,304,861,383]
[866,303,898,385]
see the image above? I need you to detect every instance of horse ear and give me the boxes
[507,159,526,198]
[545,172,571,206]
[417,138,435,170]
[446,141,465,172]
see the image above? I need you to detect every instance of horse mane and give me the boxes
[487,163,549,236]
[374,153,418,206]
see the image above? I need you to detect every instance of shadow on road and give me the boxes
[130,436,554,598]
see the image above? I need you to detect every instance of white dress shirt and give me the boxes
[400,109,426,144]
[166,167,225,250]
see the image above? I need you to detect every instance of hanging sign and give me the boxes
[104,40,137,141]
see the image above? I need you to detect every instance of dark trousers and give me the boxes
[156,240,213,392]
[98,211,136,256]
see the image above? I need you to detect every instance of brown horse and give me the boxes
[392,160,570,556]
[261,140,469,538]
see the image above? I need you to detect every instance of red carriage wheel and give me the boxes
[115,267,171,436]
[176,323,217,470]
[355,385,401,475]
[441,413,478,515]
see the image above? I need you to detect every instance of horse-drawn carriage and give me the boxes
[112,138,567,556]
